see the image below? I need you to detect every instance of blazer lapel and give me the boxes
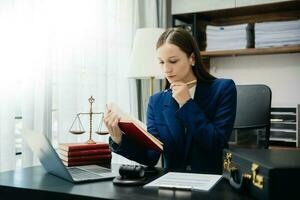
[162,90,185,146]
[184,82,212,161]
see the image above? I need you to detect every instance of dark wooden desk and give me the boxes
[0,165,253,200]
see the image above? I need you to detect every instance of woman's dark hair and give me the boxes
[156,28,216,89]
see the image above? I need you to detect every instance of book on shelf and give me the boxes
[58,148,111,157]
[62,159,111,167]
[59,154,112,162]
[107,102,163,153]
[58,142,109,152]
[271,118,284,122]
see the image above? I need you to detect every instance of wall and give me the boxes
[210,53,300,107]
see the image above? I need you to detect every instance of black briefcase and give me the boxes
[222,148,300,200]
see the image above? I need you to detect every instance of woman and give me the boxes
[104,28,237,174]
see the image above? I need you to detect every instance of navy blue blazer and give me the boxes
[109,78,237,174]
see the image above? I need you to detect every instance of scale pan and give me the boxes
[70,130,85,134]
[95,131,109,135]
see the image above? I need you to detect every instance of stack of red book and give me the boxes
[58,142,112,167]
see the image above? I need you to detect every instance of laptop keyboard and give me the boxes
[68,167,103,181]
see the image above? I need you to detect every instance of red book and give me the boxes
[62,159,111,167]
[118,121,163,153]
[58,148,111,157]
[58,142,109,151]
[107,102,163,153]
[59,154,112,162]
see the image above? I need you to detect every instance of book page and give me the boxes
[107,102,146,130]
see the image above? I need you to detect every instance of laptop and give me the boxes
[22,129,118,183]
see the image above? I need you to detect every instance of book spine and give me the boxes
[59,143,109,151]
[58,149,111,157]
[62,159,111,167]
[59,154,112,162]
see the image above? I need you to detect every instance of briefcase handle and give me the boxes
[224,152,264,191]
[228,167,252,191]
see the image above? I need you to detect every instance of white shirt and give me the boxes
[179,84,196,107]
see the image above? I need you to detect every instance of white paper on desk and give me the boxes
[144,172,222,191]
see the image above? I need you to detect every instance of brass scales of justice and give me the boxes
[69,96,108,144]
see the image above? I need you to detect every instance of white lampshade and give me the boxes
[128,28,165,79]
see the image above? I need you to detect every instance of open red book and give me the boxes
[107,103,163,153]
[118,121,163,153]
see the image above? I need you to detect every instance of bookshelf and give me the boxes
[172,1,300,58]
[270,105,299,148]
[229,105,299,148]
[200,45,300,57]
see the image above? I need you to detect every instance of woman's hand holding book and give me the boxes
[104,107,122,145]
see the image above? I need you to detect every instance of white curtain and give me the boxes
[0,0,166,171]
[0,91,16,172]
[50,0,139,164]
[0,0,55,169]
[0,0,135,170]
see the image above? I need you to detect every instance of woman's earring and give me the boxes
[192,63,195,67]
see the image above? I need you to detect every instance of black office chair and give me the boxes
[232,84,272,149]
